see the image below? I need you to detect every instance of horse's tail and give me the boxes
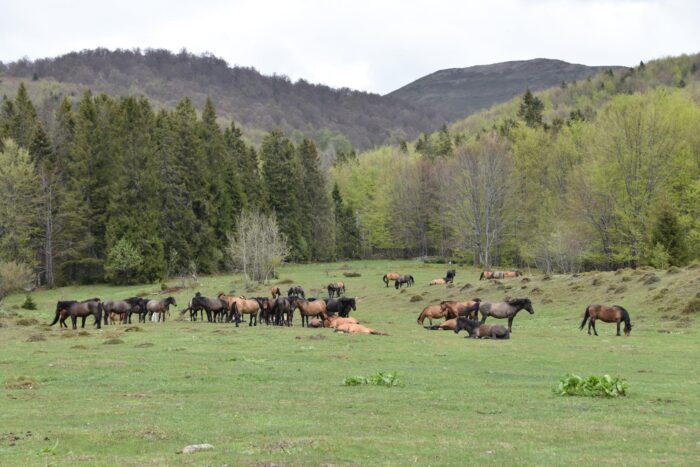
[49,307,61,326]
[417,308,427,325]
[616,305,632,328]
[383,274,388,286]
[96,302,104,329]
[479,272,484,280]
[580,305,590,331]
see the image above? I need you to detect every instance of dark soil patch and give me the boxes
[277,278,294,285]
[521,277,531,283]
[26,334,46,342]
[542,275,551,281]
[78,331,90,336]
[15,318,39,326]
[530,288,543,295]
[409,295,423,302]
[70,345,87,349]
[124,326,143,332]
[103,338,125,345]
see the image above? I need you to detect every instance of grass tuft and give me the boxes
[103,338,125,345]
[409,295,423,302]
[343,271,361,277]
[556,374,627,398]
[15,317,39,326]
[683,298,700,314]
[26,334,46,342]
[4,376,38,390]
[343,372,401,387]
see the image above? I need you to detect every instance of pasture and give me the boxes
[1,260,699,465]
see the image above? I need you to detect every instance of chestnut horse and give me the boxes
[292,297,327,327]
[430,278,446,285]
[417,304,447,327]
[440,299,482,320]
[454,317,510,339]
[218,294,260,326]
[427,318,458,330]
[323,315,360,328]
[503,270,522,278]
[334,323,388,335]
[580,304,632,336]
[383,272,400,287]
[270,286,281,298]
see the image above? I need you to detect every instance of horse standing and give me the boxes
[272,296,295,326]
[292,297,327,327]
[287,286,305,298]
[102,300,135,325]
[49,300,77,328]
[394,275,414,289]
[146,297,177,322]
[440,299,482,320]
[417,304,447,327]
[325,297,356,317]
[218,293,260,326]
[475,298,534,332]
[327,282,346,298]
[383,272,400,287]
[62,298,103,330]
[270,286,281,298]
[580,304,632,336]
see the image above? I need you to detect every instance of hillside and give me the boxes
[0,48,443,149]
[387,58,624,122]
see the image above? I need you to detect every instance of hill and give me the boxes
[0,48,444,149]
[387,58,624,122]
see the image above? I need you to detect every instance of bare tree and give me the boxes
[227,210,289,284]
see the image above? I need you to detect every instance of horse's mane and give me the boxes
[81,297,100,302]
[615,305,632,327]
[508,298,530,307]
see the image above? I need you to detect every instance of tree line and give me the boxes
[0,84,362,287]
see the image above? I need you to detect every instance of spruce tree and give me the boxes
[224,122,262,209]
[332,184,361,259]
[651,206,688,266]
[517,89,544,128]
[297,138,334,260]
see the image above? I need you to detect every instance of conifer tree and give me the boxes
[224,122,263,209]
[332,184,361,259]
[12,83,39,149]
[517,89,544,128]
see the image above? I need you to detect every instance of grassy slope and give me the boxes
[1,261,699,465]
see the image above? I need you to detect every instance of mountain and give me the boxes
[0,48,443,149]
[387,58,625,122]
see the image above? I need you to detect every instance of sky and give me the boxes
[1,0,698,94]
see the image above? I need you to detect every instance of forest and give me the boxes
[1,53,699,291]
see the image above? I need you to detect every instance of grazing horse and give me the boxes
[475,298,534,332]
[426,318,459,331]
[102,300,135,325]
[63,298,103,330]
[146,297,177,323]
[417,304,447,327]
[445,269,456,283]
[49,300,76,328]
[191,293,234,324]
[394,275,414,289]
[503,270,522,278]
[479,271,506,280]
[125,297,149,323]
[383,272,400,287]
[325,297,356,317]
[327,281,346,298]
[287,286,305,298]
[218,293,260,326]
[270,286,281,298]
[272,296,295,326]
[454,317,510,339]
[580,304,632,336]
[430,278,446,285]
[292,297,327,327]
[179,296,206,322]
[440,299,482,320]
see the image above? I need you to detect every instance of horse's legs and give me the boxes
[616,320,621,336]
[587,320,592,335]
[81,316,87,328]
[507,316,514,333]
[591,319,598,336]
[480,311,487,324]
[71,315,77,330]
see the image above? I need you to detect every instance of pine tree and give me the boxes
[224,122,262,208]
[11,83,40,149]
[297,138,335,260]
[436,124,453,157]
[651,205,688,266]
[260,129,306,260]
[517,89,544,128]
[332,184,361,259]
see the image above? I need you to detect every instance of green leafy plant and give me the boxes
[556,374,628,398]
[343,372,401,387]
[21,294,37,310]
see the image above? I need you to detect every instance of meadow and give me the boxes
[1,260,699,466]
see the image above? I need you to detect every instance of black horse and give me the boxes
[445,269,456,283]
[272,296,295,326]
[191,293,236,325]
[125,297,150,323]
[325,297,356,318]
[287,286,305,298]
[394,275,414,289]
[49,300,78,328]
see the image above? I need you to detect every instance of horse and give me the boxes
[218,293,260,326]
[440,299,482,320]
[334,323,388,335]
[417,304,447,327]
[454,317,510,339]
[146,297,176,323]
[383,272,400,287]
[179,296,206,322]
[480,271,507,280]
[191,293,235,324]
[430,278,446,285]
[325,297,356,317]
[394,275,414,289]
[503,270,522,278]
[270,286,281,298]
[327,281,346,298]
[475,298,534,332]
[49,300,76,328]
[323,315,360,328]
[292,297,327,327]
[445,269,456,283]
[272,296,295,326]
[102,300,135,325]
[580,304,632,336]
[125,297,150,323]
[426,318,458,331]
[287,286,305,298]
[64,298,103,330]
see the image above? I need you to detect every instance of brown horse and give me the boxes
[49,300,79,328]
[328,281,346,298]
[324,315,360,328]
[479,271,494,280]
[417,305,447,327]
[334,323,388,335]
[454,317,510,339]
[426,318,458,330]
[383,272,400,287]
[102,300,134,325]
[580,304,632,336]
[218,294,260,326]
[292,297,327,327]
[475,298,534,332]
[440,299,482,320]
[503,270,522,278]
[430,278,446,286]
[270,286,281,298]
[64,298,103,330]
[146,297,177,323]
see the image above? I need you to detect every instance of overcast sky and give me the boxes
[1,0,698,94]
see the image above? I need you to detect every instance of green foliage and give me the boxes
[651,205,688,266]
[517,89,544,127]
[556,374,628,398]
[343,372,401,387]
[104,238,145,285]
[21,294,37,310]
[0,260,34,300]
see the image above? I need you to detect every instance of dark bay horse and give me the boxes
[63,298,103,330]
[325,297,356,317]
[49,300,76,328]
[580,304,632,336]
[287,286,305,298]
[445,269,456,283]
[125,297,149,323]
[327,281,346,298]
[383,272,400,287]
[475,298,534,332]
[454,317,510,339]
[272,296,295,326]
[394,275,414,289]
[102,300,135,325]
[191,293,235,324]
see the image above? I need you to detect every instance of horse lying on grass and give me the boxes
[454,317,510,339]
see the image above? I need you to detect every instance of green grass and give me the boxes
[1,260,699,465]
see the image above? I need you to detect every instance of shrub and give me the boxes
[409,295,423,302]
[556,374,628,398]
[343,372,401,387]
[104,238,145,285]
[0,261,34,302]
[343,271,361,277]
[21,294,37,310]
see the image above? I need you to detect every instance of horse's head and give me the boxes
[509,298,534,314]
[624,323,632,336]
[167,296,177,306]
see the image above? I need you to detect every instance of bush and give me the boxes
[104,238,145,285]
[343,271,361,277]
[409,295,423,302]
[21,295,37,310]
[683,298,700,314]
[343,372,401,387]
[556,374,628,398]
[0,261,34,301]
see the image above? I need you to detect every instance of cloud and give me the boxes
[0,0,698,94]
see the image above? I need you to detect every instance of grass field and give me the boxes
[1,260,699,465]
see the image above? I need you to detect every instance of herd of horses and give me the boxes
[47,267,633,338]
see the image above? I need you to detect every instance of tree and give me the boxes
[517,89,544,128]
[332,184,361,259]
[650,204,688,266]
[226,210,289,283]
[224,122,262,208]
[104,238,145,285]
[0,139,40,267]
